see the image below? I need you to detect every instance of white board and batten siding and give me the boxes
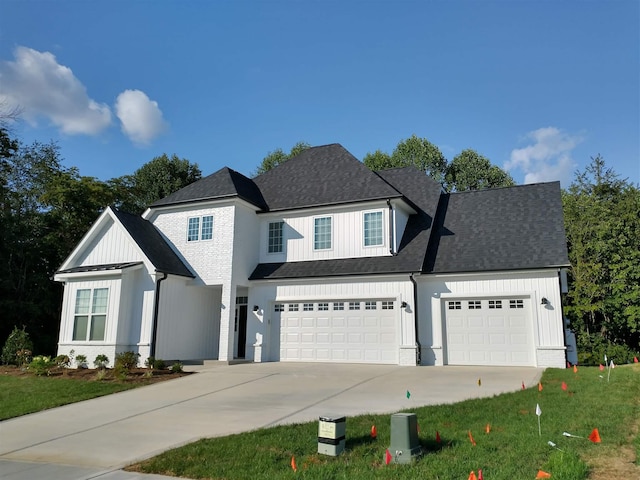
[258,203,392,264]
[418,270,566,368]
[249,277,417,366]
[74,217,148,268]
[155,276,221,361]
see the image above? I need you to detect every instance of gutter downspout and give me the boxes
[410,273,421,365]
[387,199,397,255]
[150,272,168,358]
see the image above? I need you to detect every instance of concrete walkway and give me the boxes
[0,362,543,479]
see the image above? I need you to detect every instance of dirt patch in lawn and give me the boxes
[0,365,193,384]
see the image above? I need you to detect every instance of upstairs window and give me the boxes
[187,215,213,242]
[364,211,383,246]
[314,216,332,250]
[268,221,284,253]
[73,288,108,341]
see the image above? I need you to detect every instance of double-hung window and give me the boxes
[187,215,214,241]
[314,216,332,250]
[268,221,284,253]
[73,288,108,341]
[364,211,383,246]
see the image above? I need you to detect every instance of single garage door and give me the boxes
[444,298,534,366]
[275,299,397,364]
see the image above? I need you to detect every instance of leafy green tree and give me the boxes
[119,154,201,212]
[254,141,310,176]
[362,150,393,170]
[563,155,640,359]
[364,135,448,184]
[444,149,515,192]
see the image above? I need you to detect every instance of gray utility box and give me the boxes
[318,416,346,456]
[388,413,422,464]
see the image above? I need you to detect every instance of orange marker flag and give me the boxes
[371,425,377,439]
[536,470,552,479]
[561,381,567,391]
[538,382,543,392]
[573,365,578,373]
[290,456,297,472]
[485,423,491,434]
[436,430,441,443]
[468,430,477,446]
[468,471,478,480]
[599,364,605,371]
[384,449,392,465]
[588,428,601,443]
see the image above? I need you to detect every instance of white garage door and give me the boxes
[276,300,397,364]
[444,298,534,366]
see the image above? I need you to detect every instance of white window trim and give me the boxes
[187,215,214,242]
[71,287,109,343]
[362,209,385,248]
[267,220,285,255]
[313,215,333,251]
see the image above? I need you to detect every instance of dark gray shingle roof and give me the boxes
[253,144,402,211]
[111,209,194,277]
[425,181,570,273]
[57,262,143,275]
[151,167,266,209]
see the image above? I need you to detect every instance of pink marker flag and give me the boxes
[599,364,604,371]
[384,449,392,465]
[561,381,567,391]
[634,356,638,363]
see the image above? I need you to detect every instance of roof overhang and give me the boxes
[54,262,144,282]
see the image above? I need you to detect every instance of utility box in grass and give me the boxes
[388,413,422,464]
[318,416,346,456]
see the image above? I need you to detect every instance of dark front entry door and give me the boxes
[236,305,247,358]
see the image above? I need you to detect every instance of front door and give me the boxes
[235,304,248,359]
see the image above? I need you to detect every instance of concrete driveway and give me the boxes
[0,362,542,479]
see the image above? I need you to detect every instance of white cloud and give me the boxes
[506,127,583,184]
[0,46,111,135]
[115,89,168,145]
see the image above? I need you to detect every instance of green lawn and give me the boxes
[0,375,138,420]
[130,365,640,480]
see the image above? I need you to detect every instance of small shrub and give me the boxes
[75,354,88,368]
[94,354,109,369]
[54,355,71,368]
[170,362,183,373]
[146,357,166,370]
[94,369,107,381]
[28,355,56,376]
[115,351,140,377]
[1,326,34,366]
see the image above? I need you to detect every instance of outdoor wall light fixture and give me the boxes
[541,297,549,306]
[253,305,260,312]
[401,301,408,308]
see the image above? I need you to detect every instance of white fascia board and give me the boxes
[143,197,261,220]
[54,263,144,282]
[419,268,561,281]
[258,199,398,217]
[390,198,417,215]
[249,272,412,285]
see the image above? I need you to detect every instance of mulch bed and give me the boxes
[0,365,193,384]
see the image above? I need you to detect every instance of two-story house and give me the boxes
[55,144,570,368]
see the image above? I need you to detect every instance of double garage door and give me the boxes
[445,297,534,366]
[275,299,397,364]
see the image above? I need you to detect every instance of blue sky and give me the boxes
[1,1,638,187]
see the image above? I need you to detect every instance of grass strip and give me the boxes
[130,364,639,480]
[0,375,137,420]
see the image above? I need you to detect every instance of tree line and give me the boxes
[1,123,638,362]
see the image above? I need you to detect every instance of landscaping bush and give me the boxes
[75,354,88,368]
[54,354,71,368]
[115,351,140,377]
[94,354,109,369]
[1,326,34,366]
[170,362,183,373]
[577,333,639,365]
[28,355,56,376]
[145,356,166,370]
